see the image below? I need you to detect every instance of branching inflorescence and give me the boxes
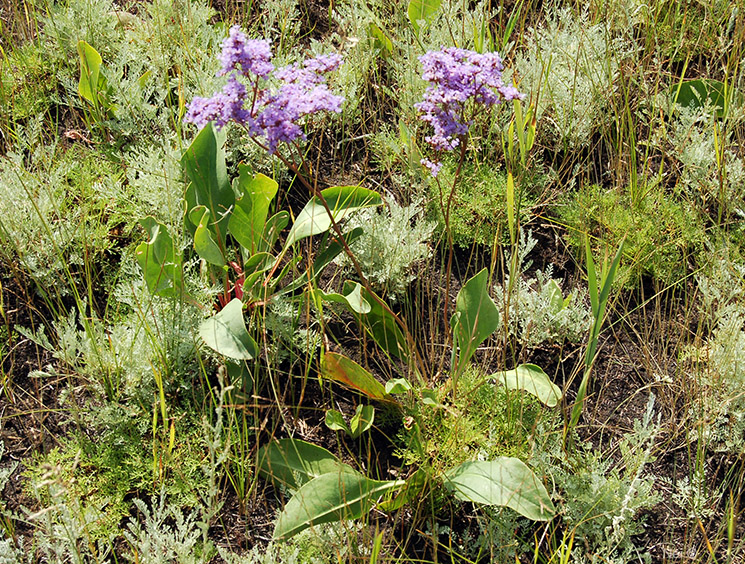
[184,26,343,153]
[415,47,524,176]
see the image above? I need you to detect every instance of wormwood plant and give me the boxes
[40,0,224,140]
[665,103,745,224]
[336,198,436,301]
[0,143,122,295]
[495,230,592,348]
[515,7,626,149]
[539,396,661,563]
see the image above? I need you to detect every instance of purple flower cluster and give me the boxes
[256,54,343,153]
[415,47,525,176]
[184,26,344,154]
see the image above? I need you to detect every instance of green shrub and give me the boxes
[429,162,536,248]
[558,183,706,286]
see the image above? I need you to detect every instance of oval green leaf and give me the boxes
[385,378,412,395]
[324,410,351,434]
[453,268,499,370]
[274,471,404,540]
[193,207,226,266]
[198,298,257,360]
[671,79,738,118]
[285,186,382,247]
[258,438,353,491]
[135,217,182,297]
[408,0,441,32]
[444,457,555,521]
[182,123,233,241]
[229,169,278,255]
[314,282,371,314]
[492,364,562,407]
[349,405,375,438]
[348,283,410,361]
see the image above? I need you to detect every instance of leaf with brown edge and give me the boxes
[321,352,397,404]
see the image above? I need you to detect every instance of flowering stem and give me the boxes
[442,139,468,338]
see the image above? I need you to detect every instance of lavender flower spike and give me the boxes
[415,47,525,175]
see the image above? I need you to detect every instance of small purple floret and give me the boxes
[421,158,443,177]
[184,74,251,130]
[218,26,273,78]
[415,47,525,175]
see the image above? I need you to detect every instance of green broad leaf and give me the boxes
[492,364,562,407]
[421,388,445,408]
[77,40,103,106]
[193,207,225,266]
[274,470,404,540]
[199,298,258,360]
[367,23,393,55]
[408,0,441,32]
[347,283,410,360]
[321,352,389,401]
[314,282,371,314]
[229,169,278,255]
[241,270,268,301]
[259,211,290,253]
[77,40,115,119]
[258,438,353,491]
[182,123,234,242]
[671,79,739,118]
[444,458,555,521]
[385,378,412,395]
[137,69,152,89]
[324,410,351,434]
[285,186,382,247]
[378,469,427,512]
[399,120,423,174]
[225,360,254,397]
[349,405,375,438]
[242,252,274,276]
[547,280,565,312]
[135,217,182,297]
[452,269,499,371]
